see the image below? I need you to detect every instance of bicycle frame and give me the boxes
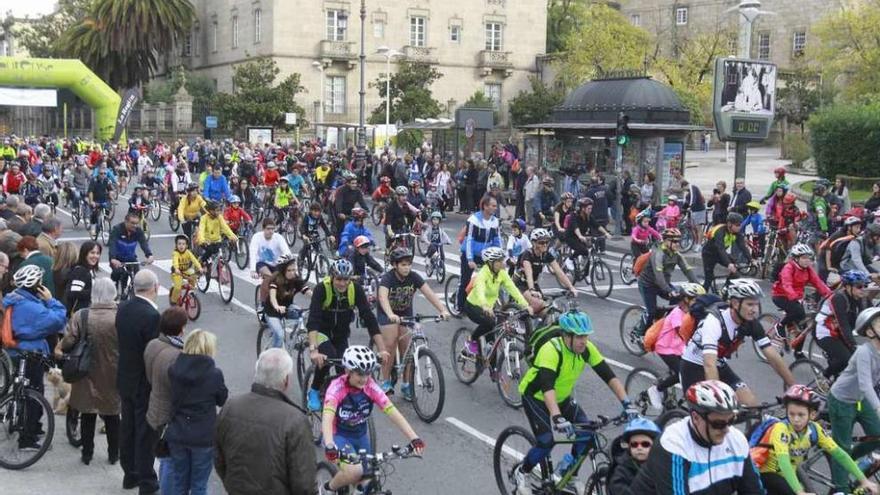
[391,323,433,389]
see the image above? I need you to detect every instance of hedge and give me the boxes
[807,102,880,178]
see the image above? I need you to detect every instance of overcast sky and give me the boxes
[2,0,57,19]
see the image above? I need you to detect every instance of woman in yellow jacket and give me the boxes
[177,182,206,243]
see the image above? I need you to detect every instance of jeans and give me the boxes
[638,283,662,330]
[169,443,214,495]
[160,457,176,495]
[828,392,880,491]
[265,306,300,349]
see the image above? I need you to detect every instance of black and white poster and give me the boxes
[718,60,776,115]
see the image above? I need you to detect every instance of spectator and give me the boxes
[58,278,120,466]
[20,203,51,238]
[215,348,316,495]
[0,251,9,290]
[621,171,636,234]
[865,182,880,213]
[729,177,752,215]
[710,180,731,225]
[116,269,162,494]
[834,177,851,212]
[51,241,78,305]
[17,236,54,295]
[144,307,188,494]
[639,172,655,207]
[37,216,62,258]
[166,330,228,494]
[65,241,101,314]
[666,167,684,196]
[8,203,30,234]
[0,195,15,221]
[523,167,540,225]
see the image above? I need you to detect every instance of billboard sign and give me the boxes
[205,116,218,129]
[712,57,777,142]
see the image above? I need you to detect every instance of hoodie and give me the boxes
[2,288,67,356]
[165,353,228,448]
[608,451,641,495]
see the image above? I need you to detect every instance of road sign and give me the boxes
[205,116,218,129]
[284,112,297,125]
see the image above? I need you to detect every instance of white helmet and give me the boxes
[790,243,814,258]
[529,228,552,242]
[855,307,880,337]
[13,265,43,289]
[725,278,763,300]
[481,247,505,263]
[844,216,862,227]
[686,380,739,414]
[679,283,706,298]
[342,345,378,374]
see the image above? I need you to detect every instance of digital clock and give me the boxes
[731,118,766,136]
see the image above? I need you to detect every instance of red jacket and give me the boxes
[3,171,25,194]
[771,260,831,301]
[223,206,252,232]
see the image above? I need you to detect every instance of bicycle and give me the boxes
[0,351,57,469]
[565,237,614,299]
[423,242,447,284]
[618,305,674,357]
[197,241,235,304]
[624,367,684,420]
[315,444,421,495]
[232,221,253,270]
[493,414,628,495]
[147,188,162,222]
[115,261,144,301]
[450,307,529,409]
[798,432,880,494]
[374,315,446,423]
[278,205,300,247]
[168,276,202,321]
[371,199,388,226]
[755,288,819,363]
[301,358,377,449]
[89,203,114,246]
[131,205,151,241]
[256,306,310,389]
[444,274,462,317]
[384,232,417,266]
[168,194,181,232]
[678,209,696,252]
[762,225,791,280]
[298,236,333,282]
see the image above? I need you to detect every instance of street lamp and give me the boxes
[376,46,402,148]
[356,0,367,167]
[312,60,324,142]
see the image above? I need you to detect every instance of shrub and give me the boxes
[782,134,811,165]
[808,102,880,178]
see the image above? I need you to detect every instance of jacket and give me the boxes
[165,353,227,448]
[214,383,317,495]
[177,194,206,222]
[638,246,698,296]
[701,225,748,267]
[36,232,57,258]
[143,334,184,429]
[307,279,379,341]
[608,452,641,495]
[108,223,152,263]
[3,288,67,356]
[60,303,120,415]
[338,221,373,257]
[115,297,160,398]
[64,264,96,314]
[466,264,529,310]
[202,174,230,202]
[771,260,831,301]
[198,213,236,245]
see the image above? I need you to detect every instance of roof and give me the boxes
[399,118,456,130]
[520,122,710,131]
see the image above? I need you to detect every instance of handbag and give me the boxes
[61,309,91,383]
[154,426,171,458]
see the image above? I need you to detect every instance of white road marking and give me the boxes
[445,417,524,461]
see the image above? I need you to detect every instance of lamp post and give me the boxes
[356,0,367,167]
[312,61,324,142]
[376,46,401,149]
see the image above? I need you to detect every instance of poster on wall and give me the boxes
[662,141,684,197]
[247,126,273,145]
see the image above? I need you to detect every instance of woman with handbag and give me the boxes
[165,329,228,494]
[58,277,120,465]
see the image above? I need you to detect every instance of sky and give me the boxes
[1,0,57,19]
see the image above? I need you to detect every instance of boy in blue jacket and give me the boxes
[741,200,767,258]
[337,208,373,257]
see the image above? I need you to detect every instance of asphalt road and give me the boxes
[0,194,803,495]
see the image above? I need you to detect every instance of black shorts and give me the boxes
[680,358,746,391]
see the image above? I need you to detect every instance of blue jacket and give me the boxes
[3,289,67,356]
[202,174,230,202]
[741,213,766,235]
[534,189,558,213]
[461,211,501,261]
[338,221,373,257]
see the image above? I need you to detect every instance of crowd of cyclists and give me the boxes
[2,133,880,495]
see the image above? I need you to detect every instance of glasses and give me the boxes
[535,241,550,246]
[629,440,652,449]
[853,284,868,289]
[704,416,734,430]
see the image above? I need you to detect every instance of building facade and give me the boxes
[172,0,547,131]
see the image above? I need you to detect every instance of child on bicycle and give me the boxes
[197,200,238,264]
[128,184,151,216]
[741,200,767,258]
[754,385,878,495]
[321,345,425,493]
[223,194,252,235]
[630,210,661,257]
[337,208,372,257]
[506,219,531,274]
[264,255,310,348]
[170,234,203,305]
[371,176,393,203]
[347,235,384,279]
[656,195,680,230]
[770,243,831,359]
[607,418,661,495]
[421,211,451,263]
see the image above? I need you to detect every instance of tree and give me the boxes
[212,57,306,131]
[368,61,443,125]
[508,76,564,126]
[59,0,196,90]
[776,63,823,133]
[546,0,590,54]
[12,0,89,58]
[463,90,497,124]
[813,0,880,101]
[143,67,216,111]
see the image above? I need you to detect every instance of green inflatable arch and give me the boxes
[0,57,120,141]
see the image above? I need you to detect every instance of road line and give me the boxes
[60,233,179,242]
[445,417,524,461]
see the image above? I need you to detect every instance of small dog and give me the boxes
[46,367,71,415]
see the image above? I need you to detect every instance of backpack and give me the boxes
[321,277,355,309]
[0,306,15,349]
[525,326,565,372]
[643,316,668,352]
[678,294,728,343]
[827,235,855,269]
[563,211,574,230]
[632,251,652,277]
[748,417,817,469]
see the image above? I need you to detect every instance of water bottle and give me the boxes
[857,451,880,473]
[555,453,575,478]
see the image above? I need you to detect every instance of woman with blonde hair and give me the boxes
[166,330,228,494]
[52,241,79,305]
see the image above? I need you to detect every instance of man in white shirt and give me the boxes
[523,167,541,226]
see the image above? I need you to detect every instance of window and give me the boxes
[182,32,192,56]
[410,16,427,47]
[193,28,201,56]
[326,10,348,41]
[675,7,688,25]
[325,76,346,114]
[758,32,771,60]
[232,15,239,48]
[793,31,806,57]
[727,36,737,56]
[484,83,502,110]
[450,25,461,43]
[485,22,503,51]
[630,14,641,27]
[373,21,384,38]
[254,8,262,44]
[211,21,218,52]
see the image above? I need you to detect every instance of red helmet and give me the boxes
[783,192,797,204]
[782,384,821,410]
[774,167,786,176]
[353,235,372,248]
[351,207,367,219]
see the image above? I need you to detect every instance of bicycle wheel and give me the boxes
[625,367,662,419]
[254,285,264,324]
[493,425,547,495]
[283,219,296,246]
[407,347,445,423]
[434,258,446,284]
[0,349,11,398]
[619,254,635,285]
[0,389,55,469]
[451,327,482,385]
[589,259,613,299]
[619,306,647,356]
[256,324,274,357]
[444,275,461,317]
[235,237,249,270]
[100,217,112,245]
[66,408,82,447]
[789,359,830,395]
[300,367,322,445]
[315,461,339,494]
[755,313,784,363]
[198,263,211,293]
[315,255,329,280]
[416,234,428,257]
[496,339,527,409]
[169,212,180,232]
[371,204,383,226]
[184,293,201,321]
[680,226,694,253]
[296,345,309,390]
[216,261,235,304]
[149,203,161,221]
[656,408,688,429]
[71,204,81,227]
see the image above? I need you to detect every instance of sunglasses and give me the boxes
[629,440,652,449]
[535,241,550,246]
[704,416,734,430]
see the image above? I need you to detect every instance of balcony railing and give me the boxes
[403,45,438,64]
[320,40,357,61]
[479,50,513,69]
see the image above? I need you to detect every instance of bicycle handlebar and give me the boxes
[338,444,420,465]
[573,413,630,432]
[399,314,444,324]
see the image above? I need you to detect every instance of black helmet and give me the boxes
[726,212,743,224]
[390,247,413,263]
[205,200,219,211]
[186,183,199,191]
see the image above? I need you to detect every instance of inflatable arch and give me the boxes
[0,57,120,141]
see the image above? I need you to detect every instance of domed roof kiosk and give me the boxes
[520,74,708,205]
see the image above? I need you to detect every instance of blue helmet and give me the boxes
[623,417,661,441]
[842,270,871,286]
[229,194,241,204]
[558,311,593,336]
[514,218,527,231]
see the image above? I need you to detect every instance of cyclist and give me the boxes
[170,234,203,305]
[264,255,311,349]
[815,270,870,382]
[421,211,451,264]
[376,248,450,398]
[629,380,764,495]
[820,215,863,283]
[754,384,878,495]
[337,208,373,257]
[108,212,154,293]
[771,243,832,355]
[808,181,831,242]
[222,195,252,235]
[514,311,636,495]
[608,418,662,495]
[700,211,748,292]
[841,222,880,284]
[168,162,193,213]
[679,278,795,406]
[828,307,880,493]
[464,247,533,358]
[263,161,281,187]
[177,182,207,244]
[321,345,424,493]
[533,177,560,228]
[563,197,611,274]
[300,201,335,253]
[760,167,791,204]
[202,164,231,203]
[407,179,427,214]
[630,210,662,257]
[305,259,390,412]
[636,228,699,335]
[371,176,393,203]
[347,235,383,279]
[741,201,766,257]
[334,174,369,235]
[656,194,680,230]
[127,184,151,218]
[285,162,308,198]
[197,200,238,264]
[249,217,292,306]
[37,166,60,208]
[273,176,298,224]
[383,185,420,251]
[86,166,114,236]
[515,228,577,312]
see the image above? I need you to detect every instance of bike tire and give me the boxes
[300,366,323,445]
[435,260,446,284]
[416,234,428,257]
[198,264,211,293]
[315,256,329,280]
[315,460,339,492]
[169,212,180,232]
[625,367,663,419]
[217,261,235,304]
[371,204,383,226]
[493,426,546,495]
[71,206,81,228]
[656,408,688,429]
[451,327,482,385]
[680,227,694,253]
[619,306,648,356]
[590,259,613,299]
[185,293,201,321]
[619,253,635,285]
[0,349,11,398]
[149,203,161,221]
[408,347,446,423]
[496,339,527,409]
[0,389,55,469]
[444,275,461,318]
[100,217,112,245]
[66,408,82,447]
[256,324,273,357]
[283,220,296,246]
[295,343,309,391]
[254,285,264,324]
[789,358,830,395]
[235,237,249,270]
[755,313,784,363]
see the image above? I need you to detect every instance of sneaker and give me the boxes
[18,442,40,452]
[380,380,394,394]
[401,383,413,401]
[465,340,479,356]
[513,467,533,495]
[647,385,664,410]
[307,389,321,412]
[793,351,806,361]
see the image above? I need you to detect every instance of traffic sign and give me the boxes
[285,112,297,125]
[205,116,218,129]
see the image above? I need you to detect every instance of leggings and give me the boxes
[521,396,592,474]
[760,472,797,495]
[310,335,348,392]
[464,301,496,354]
[657,354,681,392]
[817,336,853,380]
